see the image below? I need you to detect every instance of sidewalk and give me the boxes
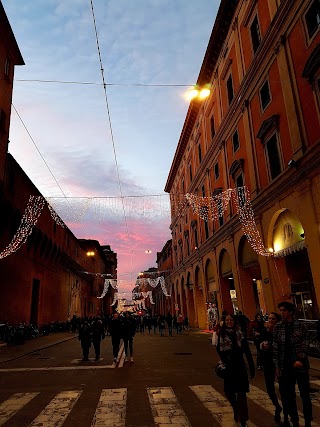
[0,332,77,364]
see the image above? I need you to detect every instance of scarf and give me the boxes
[218,328,244,352]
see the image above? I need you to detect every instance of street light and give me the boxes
[87,251,95,256]
[186,84,211,101]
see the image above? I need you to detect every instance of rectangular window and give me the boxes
[210,116,215,139]
[227,74,234,104]
[250,15,261,54]
[214,162,219,180]
[305,0,320,39]
[260,79,271,111]
[232,130,240,153]
[266,134,282,180]
[189,164,193,182]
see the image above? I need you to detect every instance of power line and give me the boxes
[0,81,79,221]
[89,0,134,276]
[11,79,192,87]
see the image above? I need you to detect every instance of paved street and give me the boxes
[0,329,320,427]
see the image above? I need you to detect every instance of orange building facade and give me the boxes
[165,0,320,328]
[0,2,117,326]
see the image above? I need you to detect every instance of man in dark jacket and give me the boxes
[122,312,136,362]
[91,317,105,360]
[109,312,122,364]
[78,320,91,361]
[273,301,312,427]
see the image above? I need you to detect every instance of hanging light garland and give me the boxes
[186,187,271,257]
[158,276,171,296]
[231,187,270,256]
[0,195,45,259]
[141,291,155,304]
[110,292,118,306]
[97,279,118,299]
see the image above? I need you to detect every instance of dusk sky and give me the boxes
[2,0,219,298]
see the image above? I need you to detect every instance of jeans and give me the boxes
[263,363,281,408]
[278,368,312,424]
[123,336,133,357]
[111,336,120,359]
[225,391,248,423]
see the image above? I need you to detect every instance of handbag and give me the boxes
[215,360,228,379]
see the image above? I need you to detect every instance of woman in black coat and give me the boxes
[217,314,255,427]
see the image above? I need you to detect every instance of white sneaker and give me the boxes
[130,357,134,362]
[125,357,128,362]
[113,357,117,363]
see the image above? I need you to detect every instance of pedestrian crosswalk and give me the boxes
[0,382,319,427]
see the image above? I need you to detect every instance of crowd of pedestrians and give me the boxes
[74,311,190,364]
[213,302,313,427]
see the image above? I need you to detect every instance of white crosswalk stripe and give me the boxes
[190,385,257,427]
[29,390,82,427]
[0,383,318,426]
[147,387,191,426]
[0,392,38,426]
[91,388,127,427]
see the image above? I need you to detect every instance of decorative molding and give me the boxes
[257,114,279,141]
[242,0,258,28]
[302,43,320,85]
[229,159,244,179]
[273,34,286,54]
[221,59,232,80]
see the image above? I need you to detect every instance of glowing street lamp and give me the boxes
[186,84,211,101]
[87,251,95,256]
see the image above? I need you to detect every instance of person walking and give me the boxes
[273,301,312,427]
[78,320,92,361]
[237,311,250,338]
[216,314,255,427]
[177,313,184,333]
[122,311,136,362]
[183,316,189,330]
[91,317,105,360]
[166,312,173,337]
[109,312,122,364]
[258,312,285,423]
[158,315,166,337]
[152,315,158,334]
[251,312,265,369]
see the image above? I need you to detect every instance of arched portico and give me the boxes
[194,265,207,329]
[186,271,196,326]
[268,209,318,319]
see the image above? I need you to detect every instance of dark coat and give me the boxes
[217,330,255,394]
[258,328,274,368]
[78,322,92,348]
[91,319,105,343]
[109,318,122,338]
[122,316,136,338]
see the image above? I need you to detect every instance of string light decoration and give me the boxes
[185,190,233,222]
[97,279,118,299]
[0,195,45,259]
[158,276,171,296]
[47,202,66,228]
[110,292,118,306]
[231,187,270,256]
[186,187,271,257]
[141,291,155,304]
